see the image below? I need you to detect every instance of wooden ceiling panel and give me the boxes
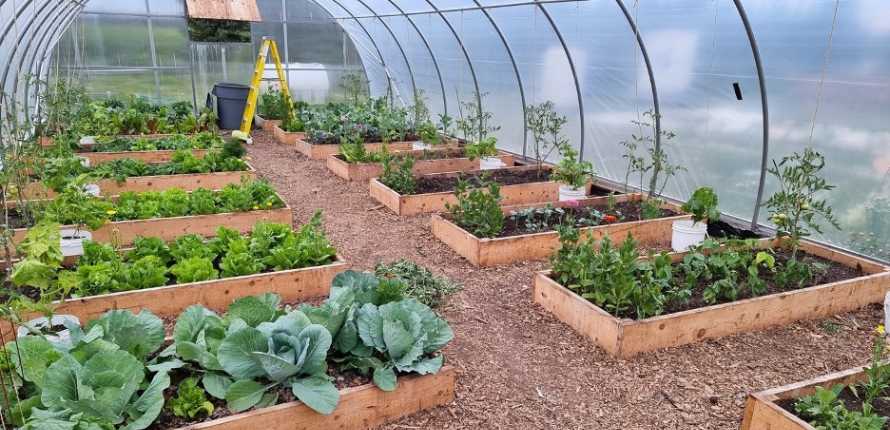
[186,0,261,22]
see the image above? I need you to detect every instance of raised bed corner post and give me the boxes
[381,0,448,118]
[615,0,661,196]
[535,0,586,163]
[352,0,419,109]
[419,0,483,139]
[325,0,397,102]
[472,0,529,158]
[732,0,770,232]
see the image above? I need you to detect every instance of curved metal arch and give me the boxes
[379,0,447,116]
[0,0,46,92]
[469,0,529,157]
[325,0,397,99]
[8,0,64,107]
[419,0,482,124]
[534,1,585,160]
[615,0,661,186]
[25,2,81,107]
[350,0,417,106]
[731,0,770,231]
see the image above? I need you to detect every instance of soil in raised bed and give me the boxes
[776,385,890,429]
[551,247,867,320]
[499,200,678,238]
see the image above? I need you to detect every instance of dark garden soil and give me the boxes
[149,366,373,429]
[413,168,555,194]
[776,386,890,428]
[248,130,882,429]
[548,247,865,320]
[498,200,679,237]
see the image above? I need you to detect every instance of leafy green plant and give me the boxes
[170,257,219,284]
[682,187,720,226]
[446,179,504,238]
[464,136,498,161]
[763,148,840,260]
[619,110,686,198]
[259,89,290,121]
[526,101,567,176]
[169,377,214,419]
[551,144,594,189]
[379,155,416,195]
[374,260,461,308]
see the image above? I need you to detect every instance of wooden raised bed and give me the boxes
[40,133,190,149]
[740,365,872,429]
[432,193,688,267]
[295,139,415,161]
[16,165,256,200]
[369,166,562,216]
[81,149,210,165]
[533,239,890,358]
[258,116,282,132]
[272,124,305,145]
[0,257,346,340]
[326,149,515,183]
[177,366,455,430]
[11,204,292,251]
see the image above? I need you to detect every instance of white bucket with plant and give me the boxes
[79,136,97,146]
[60,228,93,257]
[552,145,594,201]
[673,187,719,251]
[466,136,503,170]
[9,222,80,343]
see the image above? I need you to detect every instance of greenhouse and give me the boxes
[0,0,888,428]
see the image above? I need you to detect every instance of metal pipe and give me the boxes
[731,0,770,231]
[352,0,418,106]
[615,0,661,186]
[325,0,396,99]
[332,0,590,19]
[381,0,448,116]
[470,0,529,157]
[535,1,585,160]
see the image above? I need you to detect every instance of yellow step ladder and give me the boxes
[238,37,295,137]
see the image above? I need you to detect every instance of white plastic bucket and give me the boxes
[79,136,96,146]
[412,141,431,151]
[558,184,587,202]
[17,315,80,343]
[79,156,90,167]
[60,229,92,257]
[480,156,506,170]
[671,220,708,252]
[83,184,101,196]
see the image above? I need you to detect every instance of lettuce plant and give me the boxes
[169,377,214,419]
[170,257,218,284]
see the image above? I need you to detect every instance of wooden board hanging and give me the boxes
[185,0,261,22]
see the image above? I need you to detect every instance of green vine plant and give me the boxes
[526,101,568,177]
[445,179,504,238]
[456,91,500,145]
[339,72,367,106]
[763,147,841,261]
[620,110,686,219]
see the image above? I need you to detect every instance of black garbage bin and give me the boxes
[211,83,250,130]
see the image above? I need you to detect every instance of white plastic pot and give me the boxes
[83,183,101,196]
[479,156,506,170]
[60,229,93,257]
[558,184,587,202]
[17,315,79,343]
[412,141,432,151]
[79,156,90,167]
[671,220,708,252]
[79,136,96,146]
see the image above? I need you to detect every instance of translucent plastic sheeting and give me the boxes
[383,14,446,118]
[487,5,582,158]
[633,0,763,219]
[745,0,890,257]
[449,9,524,155]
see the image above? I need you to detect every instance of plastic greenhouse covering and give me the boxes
[0,0,889,263]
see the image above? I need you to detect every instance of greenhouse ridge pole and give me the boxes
[732,0,770,231]
[615,0,661,191]
[535,1,585,160]
[380,0,448,116]
[471,0,529,158]
[352,0,418,106]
